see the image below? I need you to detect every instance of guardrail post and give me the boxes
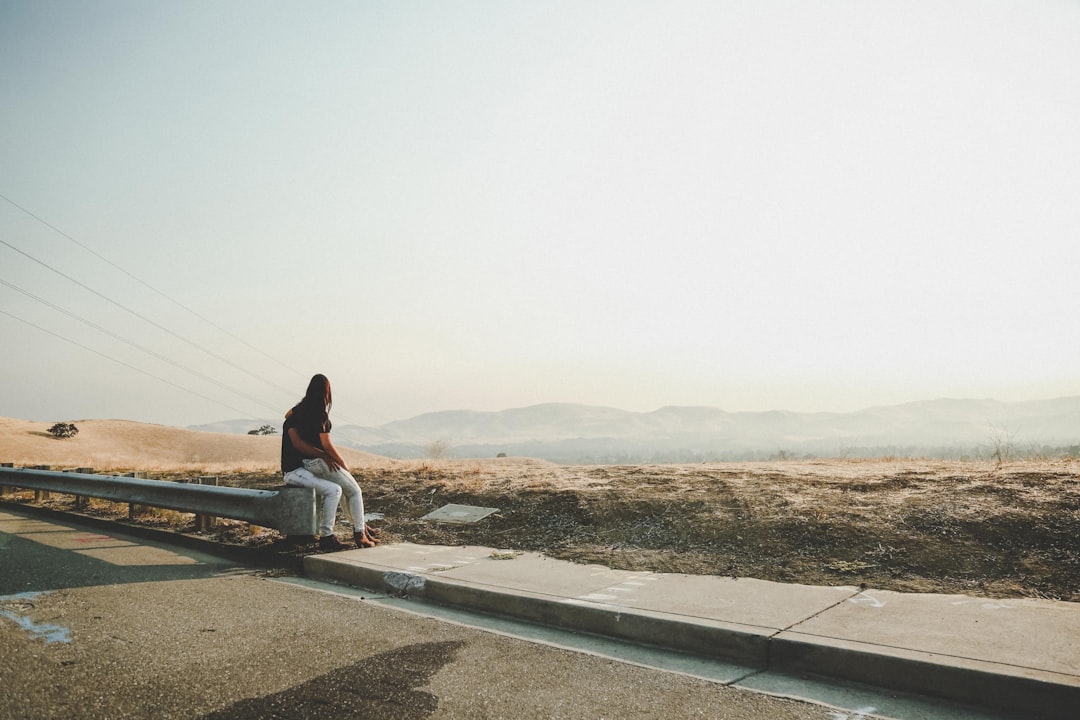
[31,465,52,502]
[124,472,148,519]
[65,467,95,508]
[1,463,11,495]
[196,476,218,531]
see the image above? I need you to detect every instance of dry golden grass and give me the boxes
[0,416,386,473]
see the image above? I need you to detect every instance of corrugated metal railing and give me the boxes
[0,466,316,536]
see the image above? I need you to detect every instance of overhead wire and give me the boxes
[0,235,300,400]
[0,194,368,426]
[0,307,257,419]
[0,192,305,378]
[0,276,285,416]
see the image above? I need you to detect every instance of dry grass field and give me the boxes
[0,416,383,472]
[3,417,1078,601]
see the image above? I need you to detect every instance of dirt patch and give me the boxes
[6,457,1079,601]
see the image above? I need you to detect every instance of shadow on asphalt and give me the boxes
[0,504,278,595]
[0,531,248,595]
[197,641,467,720]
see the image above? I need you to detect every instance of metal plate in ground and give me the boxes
[421,504,499,524]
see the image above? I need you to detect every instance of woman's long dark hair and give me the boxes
[294,373,332,420]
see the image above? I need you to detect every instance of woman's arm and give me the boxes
[287,428,336,467]
[319,433,348,472]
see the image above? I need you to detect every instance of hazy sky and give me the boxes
[2,0,1078,428]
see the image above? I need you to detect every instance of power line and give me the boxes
[0,276,284,416]
[0,194,367,426]
[0,191,307,378]
[0,307,259,419]
[0,234,299,401]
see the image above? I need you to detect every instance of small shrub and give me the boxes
[248,425,278,436]
[47,422,78,439]
[427,439,451,460]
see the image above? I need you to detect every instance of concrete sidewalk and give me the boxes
[305,542,1080,719]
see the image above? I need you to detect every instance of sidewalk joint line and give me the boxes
[728,667,767,686]
[764,589,862,673]
[777,589,862,634]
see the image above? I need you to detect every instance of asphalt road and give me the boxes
[0,506,841,720]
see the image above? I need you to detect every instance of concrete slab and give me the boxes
[786,588,1080,678]
[306,544,638,607]
[596,573,858,630]
[328,542,498,572]
[420,503,499,523]
[317,544,856,631]
[304,544,778,665]
[303,543,490,596]
[772,630,1079,719]
[427,550,649,598]
[433,552,862,634]
[772,587,1080,716]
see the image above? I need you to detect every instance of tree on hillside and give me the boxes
[248,424,278,436]
[48,422,78,439]
[427,439,451,460]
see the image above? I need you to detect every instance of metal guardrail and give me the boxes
[0,467,316,536]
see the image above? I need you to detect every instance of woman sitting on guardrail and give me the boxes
[280,374,379,551]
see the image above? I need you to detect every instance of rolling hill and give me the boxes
[193,397,1080,463]
[0,417,385,472]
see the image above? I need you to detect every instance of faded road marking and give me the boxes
[0,591,72,644]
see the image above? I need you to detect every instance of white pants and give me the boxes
[283,458,366,537]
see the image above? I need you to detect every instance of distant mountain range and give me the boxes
[190,396,1080,463]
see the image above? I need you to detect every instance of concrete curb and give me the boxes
[304,547,1080,720]
[770,634,1080,717]
[307,554,773,665]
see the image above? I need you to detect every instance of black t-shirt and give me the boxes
[280,404,332,473]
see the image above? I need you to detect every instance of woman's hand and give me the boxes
[320,433,349,473]
[287,428,339,469]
